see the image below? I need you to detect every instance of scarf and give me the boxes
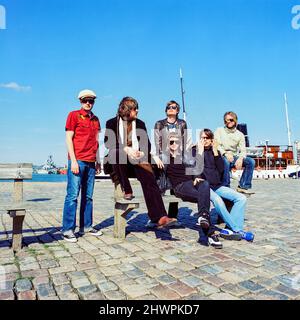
[119,118,139,151]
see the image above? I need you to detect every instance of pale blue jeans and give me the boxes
[210,186,247,232]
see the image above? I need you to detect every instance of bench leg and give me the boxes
[13,179,24,202]
[168,202,179,219]
[9,210,26,252]
[114,204,134,240]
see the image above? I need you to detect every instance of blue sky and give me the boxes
[0,0,299,165]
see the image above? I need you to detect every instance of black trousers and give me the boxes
[174,180,211,217]
[110,149,167,223]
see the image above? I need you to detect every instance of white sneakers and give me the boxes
[63,228,103,243]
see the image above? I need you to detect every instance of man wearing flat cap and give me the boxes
[62,89,103,242]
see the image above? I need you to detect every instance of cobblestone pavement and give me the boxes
[0,179,300,300]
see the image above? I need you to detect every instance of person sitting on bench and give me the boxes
[198,129,255,242]
[214,111,255,195]
[157,132,223,248]
[104,96,177,229]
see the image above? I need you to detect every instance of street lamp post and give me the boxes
[265,140,269,171]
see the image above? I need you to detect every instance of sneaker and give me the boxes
[219,229,242,241]
[196,214,210,229]
[208,235,223,249]
[79,228,103,237]
[87,228,103,237]
[63,232,78,243]
[236,187,255,195]
[238,230,255,242]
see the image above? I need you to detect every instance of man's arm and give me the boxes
[215,152,225,177]
[66,131,79,174]
[235,133,247,170]
[138,120,151,161]
[185,145,204,178]
[95,130,101,173]
[238,133,247,159]
[153,121,162,156]
[104,119,118,151]
[214,128,226,156]
[182,120,193,151]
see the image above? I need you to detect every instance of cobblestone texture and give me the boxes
[0,179,300,300]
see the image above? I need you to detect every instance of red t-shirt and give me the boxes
[65,109,101,162]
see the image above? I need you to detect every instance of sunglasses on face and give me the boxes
[166,106,178,110]
[170,140,179,145]
[225,118,235,123]
[81,98,95,104]
[201,136,211,140]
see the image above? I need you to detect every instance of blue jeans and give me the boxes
[174,180,211,216]
[210,186,247,232]
[222,156,255,189]
[62,160,95,233]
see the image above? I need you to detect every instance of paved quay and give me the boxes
[0,178,300,300]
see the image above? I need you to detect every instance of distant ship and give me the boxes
[35,155,59,174]
[232,144,300,180]
[232,93,300,180]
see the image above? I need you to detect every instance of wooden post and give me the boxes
[114,202,139,239]
[13,179,23,203]
[8,210,26,252]
[114,183,124,200]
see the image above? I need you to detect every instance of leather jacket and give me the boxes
[153,118,189,157]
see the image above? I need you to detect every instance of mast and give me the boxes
[284,92,292,146]
[180,68,186,122]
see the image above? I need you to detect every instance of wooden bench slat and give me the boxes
[1,202,29,211]
[0,163,33,180]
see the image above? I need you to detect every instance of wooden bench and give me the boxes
[113,180,188,240]
[113,180,234,239]
[0,163,33,251]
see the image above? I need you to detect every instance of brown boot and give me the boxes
[157,216,177,229]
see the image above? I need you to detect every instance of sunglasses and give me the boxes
[170,140,179,145]
[225,118,235,123]
[81,98,95,104]
[201,136,211,140]
[167,106,178,110]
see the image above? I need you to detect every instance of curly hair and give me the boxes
[117,97,139,119]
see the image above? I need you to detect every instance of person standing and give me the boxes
[62,89,103,242]
[214,111,255,195]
